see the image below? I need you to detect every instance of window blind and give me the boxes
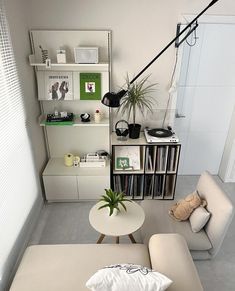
[0,0,38,283]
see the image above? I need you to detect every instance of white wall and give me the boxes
[27,0,234,111]
[1,0,47,290]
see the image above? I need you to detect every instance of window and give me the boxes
[0,1,39,284]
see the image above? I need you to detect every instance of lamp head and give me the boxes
[101,89,127,107]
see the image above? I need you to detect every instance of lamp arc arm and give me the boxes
[129,0,219,85]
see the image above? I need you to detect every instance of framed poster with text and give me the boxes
[44,71,73,100]
[80,73,101,100]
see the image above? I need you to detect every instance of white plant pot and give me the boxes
[108,208,118,217]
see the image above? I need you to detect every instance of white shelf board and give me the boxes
[43,157,110,176]
[39,115,109,127]
[113,169,144,174]
[29,55,109,71]
[112,132,147,145]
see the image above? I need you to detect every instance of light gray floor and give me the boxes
[29,175,235,291]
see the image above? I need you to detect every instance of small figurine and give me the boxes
[39,45,49,63]
[80,113,90,122]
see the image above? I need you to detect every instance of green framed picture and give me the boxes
[116,157,130,170]
[80,73,101,100]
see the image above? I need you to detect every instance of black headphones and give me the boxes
[115,120,129,137]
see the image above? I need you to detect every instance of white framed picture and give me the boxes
[115,146,141,170]
[44,71,73,100]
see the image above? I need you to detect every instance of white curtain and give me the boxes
[0,0,39,285]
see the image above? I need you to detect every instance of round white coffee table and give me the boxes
[89,201,145,244]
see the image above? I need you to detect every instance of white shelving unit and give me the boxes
[30,30,111,201]
[39,115,109,127]
[111,133,181,200]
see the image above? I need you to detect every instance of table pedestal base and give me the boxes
[97,233,136,244]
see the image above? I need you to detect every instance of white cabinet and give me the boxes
[43,176,78,201]
[78,176,110,200]
[30,30,111,201]
[42,158,110,201]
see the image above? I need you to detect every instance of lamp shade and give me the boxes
[101,89,127,107]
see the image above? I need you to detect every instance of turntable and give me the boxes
[144,127,179,143]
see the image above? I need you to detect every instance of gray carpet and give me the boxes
[29,175,235,291]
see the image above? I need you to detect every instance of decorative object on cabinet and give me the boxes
[56,49,66,63]
[115,120,129,141]
[64,153,74,167]
[101,0,219,109]
[98,188,132,216]
[44,71,73,100]
[74,47,99,64]
[80,73,101,100]
[80,153,107,168]
[116,75,157,139]
[73,155,80,167]
[111,133,180,200]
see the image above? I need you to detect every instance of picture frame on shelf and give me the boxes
[43,71,73,100]
[115,146,141,171]
[80,73,101,100]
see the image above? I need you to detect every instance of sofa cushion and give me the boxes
[189,206,211,233]
[10,244,150,291]
[140,200,212,251]
[86,263,172,291]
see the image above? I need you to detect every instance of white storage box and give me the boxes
[80,153,106,168]
[74,47,99,64]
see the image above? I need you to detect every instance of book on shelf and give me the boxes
[144,175,154,197]
[153,175,164,198]
[113,174,144,199]
[165,175,175,198]
[168,146,177,172]
[145,146,156,172]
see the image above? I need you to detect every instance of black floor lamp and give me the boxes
[101,0,219,108]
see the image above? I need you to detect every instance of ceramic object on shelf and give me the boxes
[94,110,101,123]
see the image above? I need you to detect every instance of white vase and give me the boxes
[108,208,118,217]
[94,112,101,123]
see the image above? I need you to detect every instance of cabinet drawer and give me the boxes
[78,176,110,200]
[43,176,78,201]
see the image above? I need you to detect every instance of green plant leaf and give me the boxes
[98,203,110,210]
[119,201,127,211]
[117,74,157,124]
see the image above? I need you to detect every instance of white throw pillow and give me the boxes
[189,206,211,233]
[86,263,172,291]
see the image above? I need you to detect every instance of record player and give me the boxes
[144,127,179,143]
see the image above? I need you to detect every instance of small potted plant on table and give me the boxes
[117,75,157,139]
[98,189,132,216]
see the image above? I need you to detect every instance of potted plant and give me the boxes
[117,75,157,139]
[98,189,132,216]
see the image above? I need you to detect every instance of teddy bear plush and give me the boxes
[169,191,207,221]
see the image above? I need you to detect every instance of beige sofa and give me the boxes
[10,234,203,291]
[140,171,234,260]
